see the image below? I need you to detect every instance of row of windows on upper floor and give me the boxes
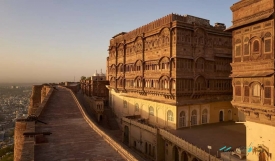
[235,32,272,57]
[109,60,231,73]
[235,83,271,99]
[112,78,231,91]
[110,35,231,58]
[121,101,232,127]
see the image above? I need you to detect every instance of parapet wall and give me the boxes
[28,85,43,115]
[14,85,54,161]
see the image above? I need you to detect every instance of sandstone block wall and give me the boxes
[28,85,43,115]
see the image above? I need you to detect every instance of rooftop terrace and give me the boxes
[168,121,246,156]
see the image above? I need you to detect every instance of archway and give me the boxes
[181,151,188,161]
[219,111,224,122]
[123,126,129,145]
[172,146,179,161]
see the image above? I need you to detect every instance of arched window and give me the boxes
[167,110,173,121]
[191,110,197,126]
[253,40,259,52]
[202,109,208,124]
[149,106,154,116]
[135,103,139,112]
[123,100,127,108]
[252,83,261,97]
[179,111,186,127]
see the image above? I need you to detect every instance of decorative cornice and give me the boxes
[230,0,261,12]
[233,8,274,25]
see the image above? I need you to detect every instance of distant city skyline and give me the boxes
[0,0,238,83]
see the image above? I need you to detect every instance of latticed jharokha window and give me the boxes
[167,110,173,121]
[253,40,259,52]
[243,37,249,55]
[265,87,271,98]
[149,106,154,116]
[252,84,261,97]
[264,32,272,53]
[235,39,241,57]
[235,86,241,96]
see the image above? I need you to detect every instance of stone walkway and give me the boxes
[34,87,125,161]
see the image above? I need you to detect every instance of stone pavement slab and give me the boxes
[34,87,125,161]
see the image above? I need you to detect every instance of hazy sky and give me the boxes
[0,0,238,84]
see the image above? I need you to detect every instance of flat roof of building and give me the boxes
[168,121,246,156]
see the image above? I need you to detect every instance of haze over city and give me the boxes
[0,0,238,84]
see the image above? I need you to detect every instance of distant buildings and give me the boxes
[80,71,109,121]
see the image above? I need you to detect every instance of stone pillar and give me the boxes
[14,121,26,161]
[28,85,43,115]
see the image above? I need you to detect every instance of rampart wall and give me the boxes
[14,85,54,161]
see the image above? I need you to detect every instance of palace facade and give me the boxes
[107,13,236,130]
[227,0,275,160]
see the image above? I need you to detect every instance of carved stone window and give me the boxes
[252,83,261,97]
[265,39,271,52]
[264,32,272,53]
[244,86,249,96]
[202,109,208,124]
[235,39,241,57]
[253,40,259,52]
[243,37,250,56]
[179,111,186,127]
[191,110,197,126]
[167,110,173,121]
[265,87,271,98]
[235,86,241,96]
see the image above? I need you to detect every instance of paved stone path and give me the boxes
[76,91,150,161]
[34,87,125,161]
